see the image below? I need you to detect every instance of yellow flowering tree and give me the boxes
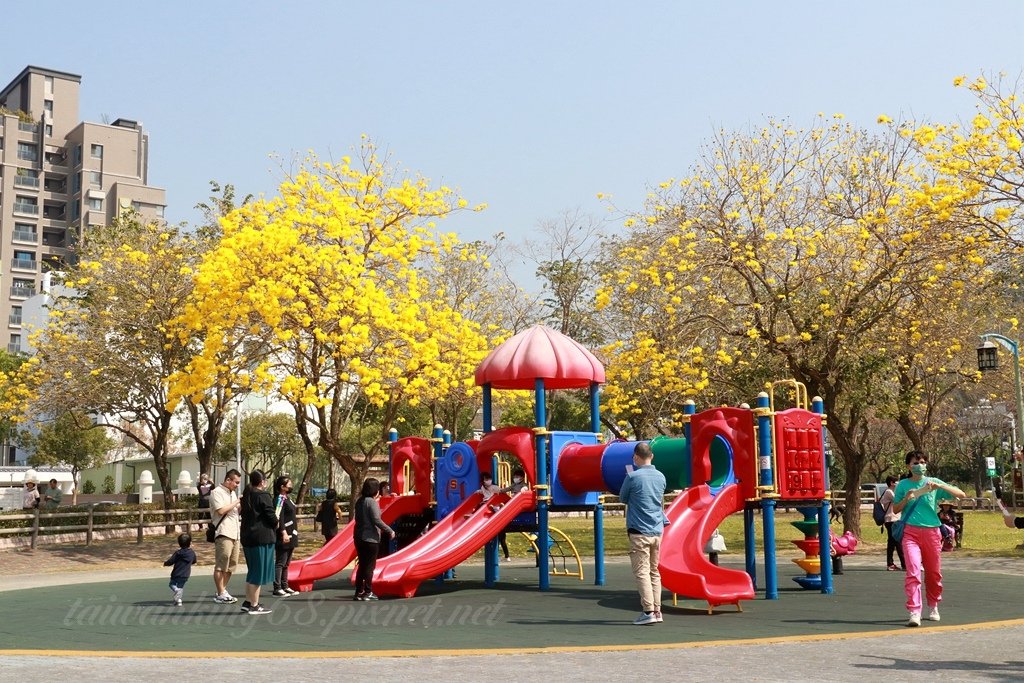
[174,145,491,502]
[600,117,1000,533]
[31,216,204,510]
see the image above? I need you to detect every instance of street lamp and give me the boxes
[977,333,1024,454]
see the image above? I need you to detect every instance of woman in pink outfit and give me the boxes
[893,450,964,627]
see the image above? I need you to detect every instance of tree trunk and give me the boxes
[292,403,318,505]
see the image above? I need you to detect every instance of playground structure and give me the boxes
[290,325,844,612]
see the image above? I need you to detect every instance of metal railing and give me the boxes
[13,175,39,188]
[12,229,37,242]
[12,202,38,215]
[11,258,36,271]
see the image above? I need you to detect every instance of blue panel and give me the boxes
[434,441,479,519]
[550,431,600,506]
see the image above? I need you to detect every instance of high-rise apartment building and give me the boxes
[0,65,166,357]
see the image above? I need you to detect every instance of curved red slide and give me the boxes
[658,483,754,612]
[288,494,429,592]
[368,489,537,598]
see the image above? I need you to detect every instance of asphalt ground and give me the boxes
[2,553,1024,683]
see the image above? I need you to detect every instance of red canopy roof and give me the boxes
[474,325,605,390]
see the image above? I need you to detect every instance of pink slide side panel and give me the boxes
[370,490,537,598]
[288,494,428,591]
[658,484,754,608]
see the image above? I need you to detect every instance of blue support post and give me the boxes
[535,378,550,591]
[594,496,605,585]
[756,392,778,599]
[388,427,398,490]
[589,382,601,433]
[482,384,493,434]
[813,396,833,594]
[743,506,756,590]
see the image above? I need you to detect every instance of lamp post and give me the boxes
[977,333,1024,456]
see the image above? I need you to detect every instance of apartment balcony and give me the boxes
[43,148,68,169]
[12,202,39,216]
[43,178,67,195]
[17,121,39,134]
[13,175,40,189]
[11,258,37,272]
[10,286,35,299]
[16,149,39,162]
[8,313,21,326]
[42,204,65,221]
[12,229,38,244]
[42,229,66,248]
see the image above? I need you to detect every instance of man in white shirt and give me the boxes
[209,469,242,604]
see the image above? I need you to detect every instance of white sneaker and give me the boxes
[927,606,940,622]
[633,612,658,625]
[906,612,921,627]
[654,611,663,623]
[174,599,183,606]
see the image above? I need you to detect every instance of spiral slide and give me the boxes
[368,488,537,598]
[658,483,755,612]
[288,493,429,592]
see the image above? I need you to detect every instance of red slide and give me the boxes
[288,494,429,592]
[658,483,755,612]
[368,488,537,598]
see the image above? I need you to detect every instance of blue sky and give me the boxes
[4,1,1024,286]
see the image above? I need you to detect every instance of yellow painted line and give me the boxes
[4,618,1024,659]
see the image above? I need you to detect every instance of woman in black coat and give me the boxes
[240,469,278,615]
[273,475,299,596]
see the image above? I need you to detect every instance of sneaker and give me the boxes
[633,612,658,626]
[353,594,366,601]
[886,565,899,571]
[272,589,288,597]
[215,593,238,604]
[172,599,182,606]
[654,611,663,623]
[284,587,298,595]
[906,612,921,627]
[240,601,252,612]
[489,505,501,513]
[927,606,940,622]
[248,604,272,615]
[214,595,230,603]
[364,592,379,601]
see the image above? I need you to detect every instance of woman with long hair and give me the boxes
[272,475,298,596]
[353,477,394,601]
[317,488,341,543]
[239,469,278,615]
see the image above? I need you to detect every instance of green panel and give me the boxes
[650,435,689,490]
[709,436,732,487]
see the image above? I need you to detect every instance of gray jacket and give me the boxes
[354,496,393,543]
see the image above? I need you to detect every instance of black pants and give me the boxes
[884,521,905,568]
[354,539,379,595]
[274,546,294,590]
[498,532,509,559]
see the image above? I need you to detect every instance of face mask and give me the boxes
[513,477,523,484]
[483,479,492,486]
[911,463,927,476]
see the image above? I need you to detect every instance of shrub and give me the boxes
[81,480,96,494]
[121,482,135,494]
[101,475,115,494]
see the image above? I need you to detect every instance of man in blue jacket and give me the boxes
[619,441,668,625]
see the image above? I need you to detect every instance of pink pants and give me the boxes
[902,525,943,613]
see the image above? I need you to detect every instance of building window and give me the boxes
[90,144,103,159]
[9,306,22,327]
[74,145,82,166]
[8,335,21,354]
[156,205,165,218]
[13,223,37,242]
[44,76,53,94]
[70,202,80,221]
[87,198,102,211]
[13,195,38,214]
[17,142,38,162]
[89,171,101,188]
[44,124,53,138]
[44,100,53,114]
[72,172,81,194]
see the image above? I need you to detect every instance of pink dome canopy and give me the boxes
[475,325,605,390]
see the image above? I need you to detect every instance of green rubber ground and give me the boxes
[1,558,1019,655]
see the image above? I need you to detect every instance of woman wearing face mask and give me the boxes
[893,450,964,627]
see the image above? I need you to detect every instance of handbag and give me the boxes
[206,515,224,543]
[891,495,922,544]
